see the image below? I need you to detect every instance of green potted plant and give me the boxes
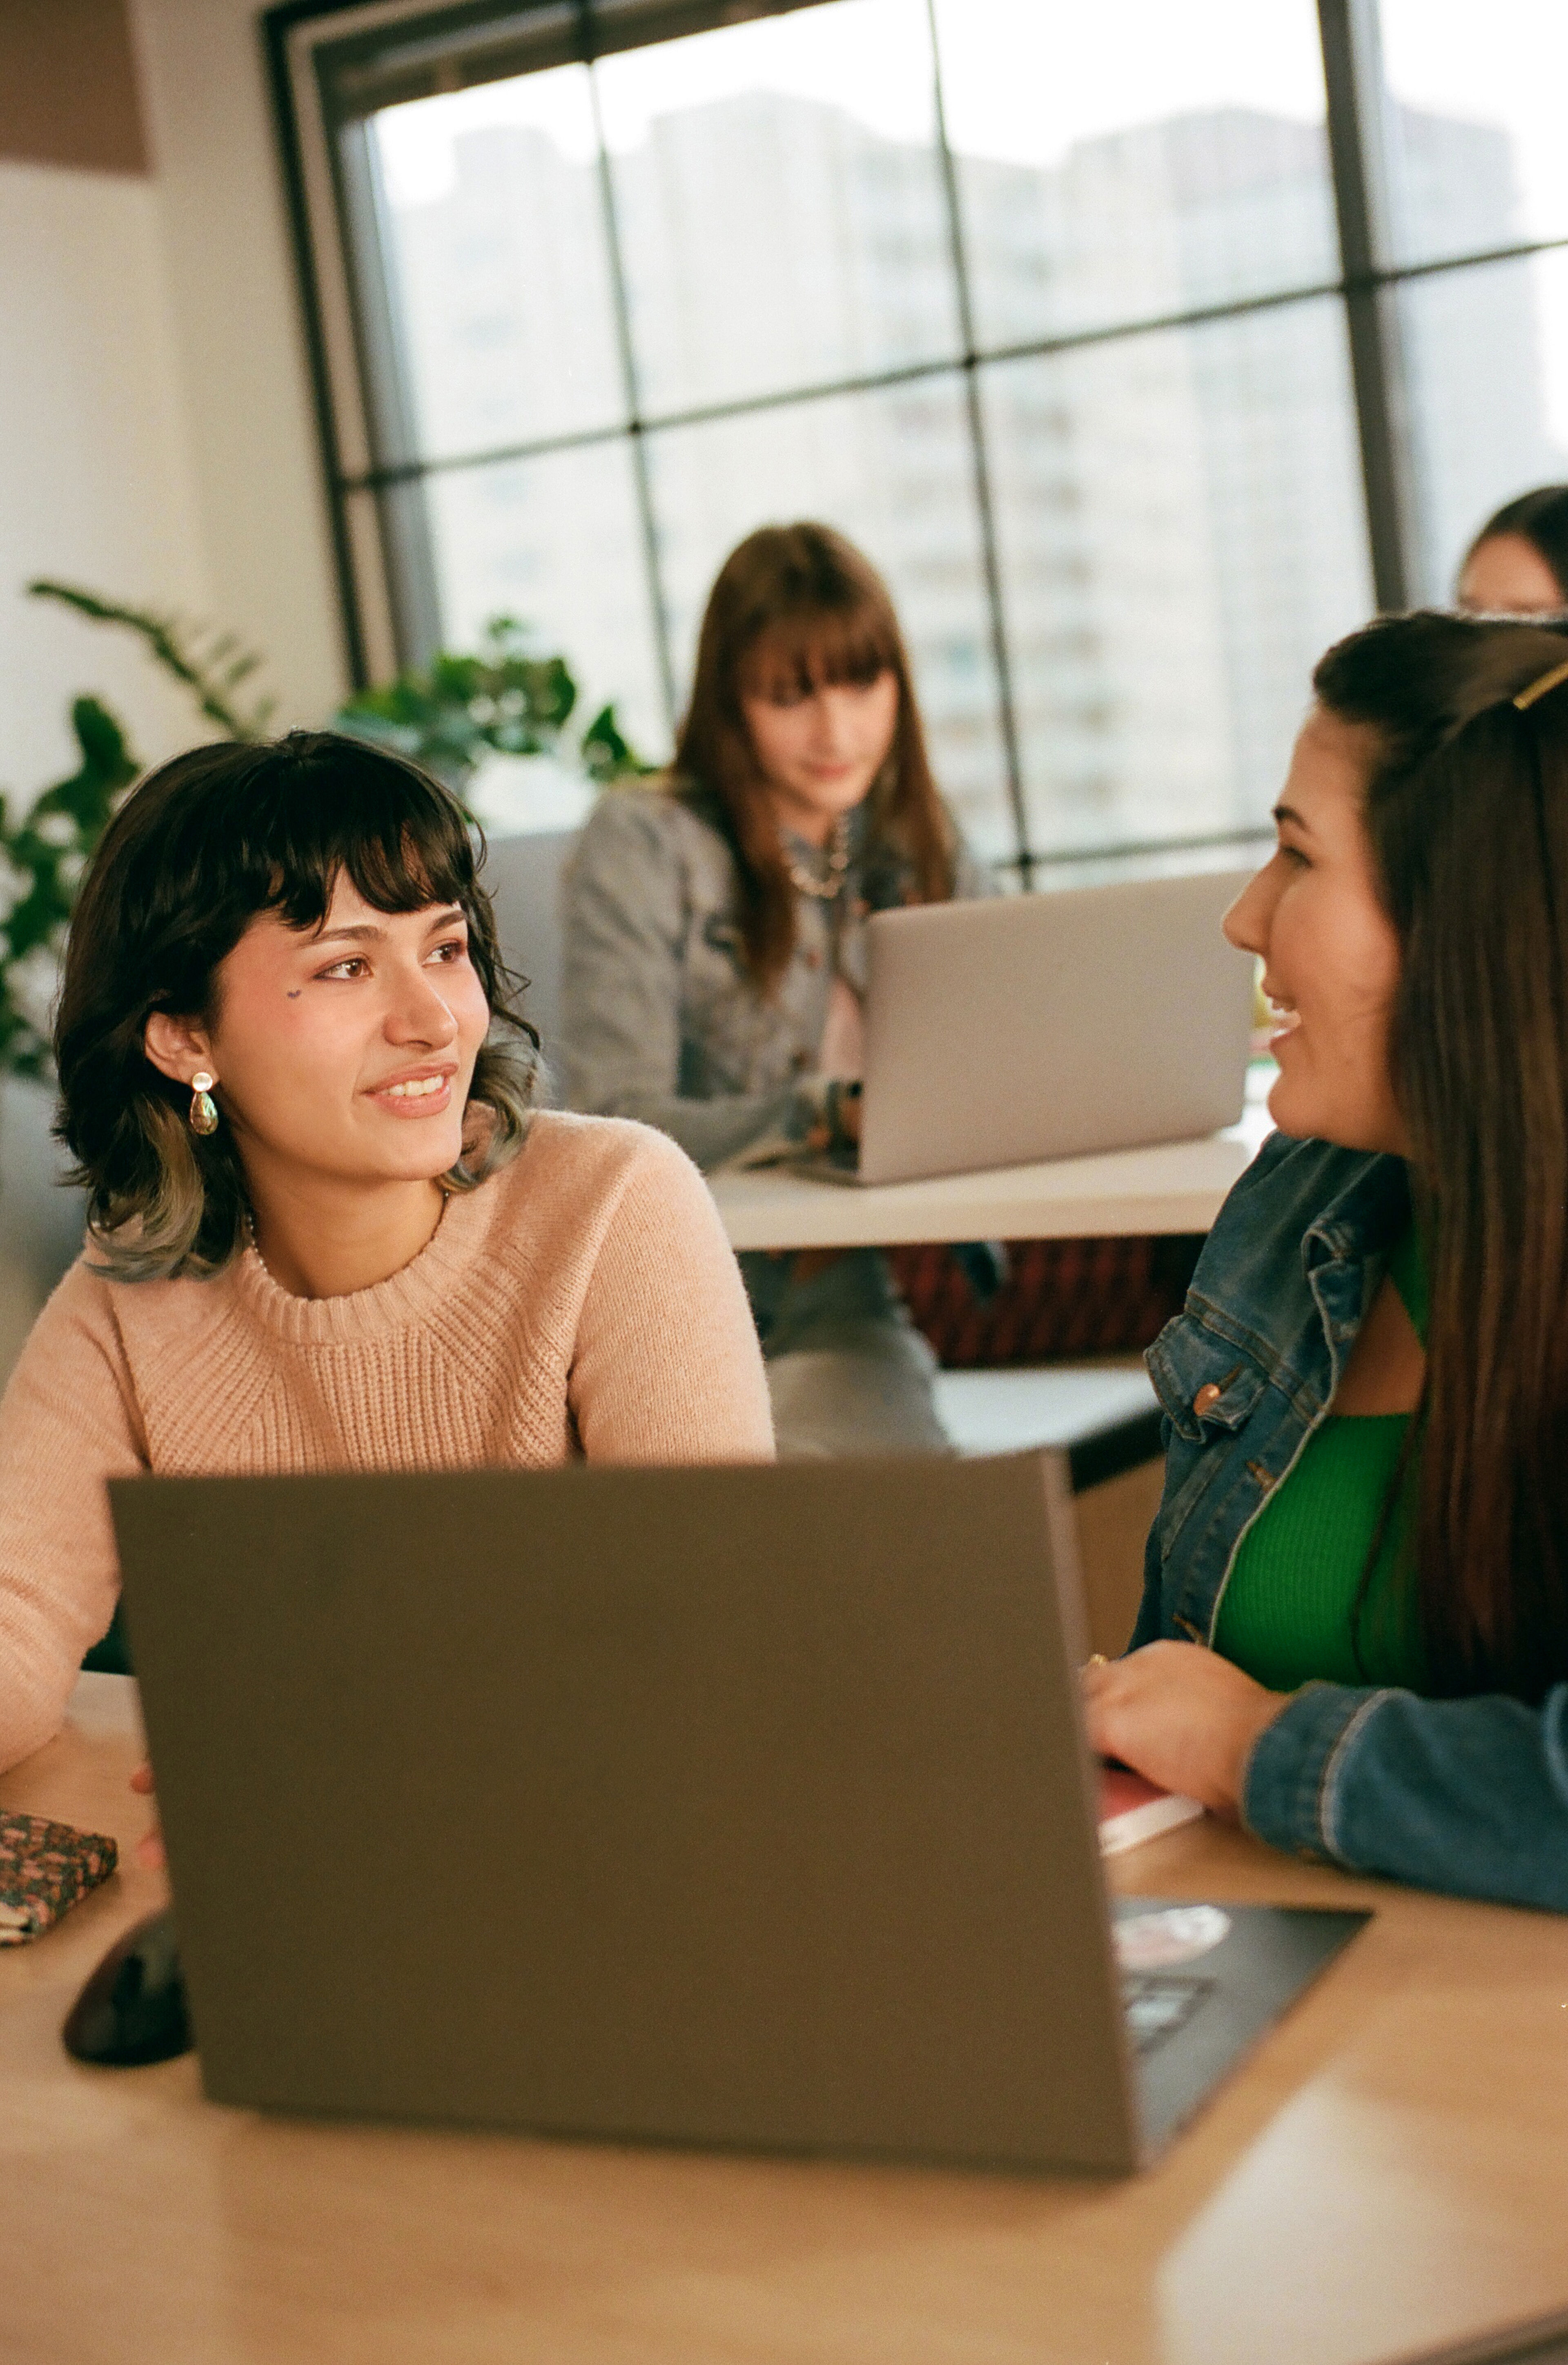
[331,612,649,802]
[8,587,647,1085]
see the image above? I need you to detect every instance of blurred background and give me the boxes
[0,0,1565,1219]
[6,2,1568,879]
[0,0,1562,1506]
[303,0,1568,877]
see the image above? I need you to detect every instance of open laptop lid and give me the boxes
[113,1452,1143,2173]
[857,867,1255,1185]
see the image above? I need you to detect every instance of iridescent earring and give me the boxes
[188,1071,218,1136]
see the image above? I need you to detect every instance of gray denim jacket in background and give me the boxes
[560,782,996,1172]
[1135,1127,1568,1913]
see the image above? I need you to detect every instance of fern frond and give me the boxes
[27,580,275,742]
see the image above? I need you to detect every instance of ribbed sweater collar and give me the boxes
[226,1178,494,1348]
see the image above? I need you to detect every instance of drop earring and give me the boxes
[188,1071,218,1136]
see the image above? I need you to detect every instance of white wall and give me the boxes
[0,158,213,803]
[0,2,358,1377]
[0,0,353,809]
[0,154,215,1374]
[130,0,350,736]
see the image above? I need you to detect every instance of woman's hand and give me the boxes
[1081,1640,1288,1818]
[804,1080,862,1154]
[129,1759,165,1871]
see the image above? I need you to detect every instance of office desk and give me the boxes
[5,1674,1568,2365]
[708,1095,1273,1254]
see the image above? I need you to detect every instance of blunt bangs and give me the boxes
[54,730,538,1282]
[739,603,899,704]
[673,519,952,989]
[183,735,479,945]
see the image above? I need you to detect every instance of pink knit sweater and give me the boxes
[0,1111,773,1770]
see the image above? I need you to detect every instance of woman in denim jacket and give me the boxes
[562,523,993,1454]
[1086,608,1568,1913]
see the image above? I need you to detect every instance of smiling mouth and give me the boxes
[369,1067,457,1111]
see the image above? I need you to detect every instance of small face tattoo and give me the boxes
[286,990,301,1000]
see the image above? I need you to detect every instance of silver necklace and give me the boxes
[784,815,852,902]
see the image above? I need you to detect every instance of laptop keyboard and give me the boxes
[1121,1973,1213,2054]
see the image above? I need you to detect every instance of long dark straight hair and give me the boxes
[671,522,955,989]
[1314,610,1568,1701]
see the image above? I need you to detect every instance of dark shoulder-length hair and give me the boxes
[56,730,538,1283]
[1313,608,1568,1701]
[1465,484,1568,604]
[670,522,955,989]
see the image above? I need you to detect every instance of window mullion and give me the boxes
[1318,0,1422,611]
[578,0,681,738]
[333,114,448,668]
[925,0,1033,886]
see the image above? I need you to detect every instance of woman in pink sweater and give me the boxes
[0,732,773,1772]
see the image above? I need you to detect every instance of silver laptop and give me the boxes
[826,867,1254,1186]
[113,1452,1364,2174]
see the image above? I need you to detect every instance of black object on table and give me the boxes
[62,1906,191,2066]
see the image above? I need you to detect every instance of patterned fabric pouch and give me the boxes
[0,1811,118,1944]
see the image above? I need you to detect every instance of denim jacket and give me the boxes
[560,784,993,1172]
[1135,1128,1568,1913]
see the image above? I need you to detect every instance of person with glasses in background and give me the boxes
[561,522,996,1458]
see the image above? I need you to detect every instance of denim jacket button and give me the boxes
[1192,1383,1223,1416]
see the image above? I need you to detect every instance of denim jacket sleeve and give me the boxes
[1135,1130,1568,1914]
[560,791,817,1172]
[1243,1678,1568,1912]
[1129,1441,1172,1652]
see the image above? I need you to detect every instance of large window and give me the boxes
[1377,2,1568,597]
[269,0,1568,876]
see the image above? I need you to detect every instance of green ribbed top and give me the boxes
[1212,1224,1426,1692]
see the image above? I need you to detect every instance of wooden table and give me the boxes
[708,1095,1273,1254]
[5,1675,1568,2365]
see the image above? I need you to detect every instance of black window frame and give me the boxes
[263,0,1568,880]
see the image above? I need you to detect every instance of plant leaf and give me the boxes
[27,579,276,742]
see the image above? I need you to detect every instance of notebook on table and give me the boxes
[1100,1769,1205,1857]
[112,1450,1366,2175]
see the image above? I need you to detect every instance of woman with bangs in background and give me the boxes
[562,522,995,1456]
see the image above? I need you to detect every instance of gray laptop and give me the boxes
[112,1453,1364,2175]
[828,867,1255,1186]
